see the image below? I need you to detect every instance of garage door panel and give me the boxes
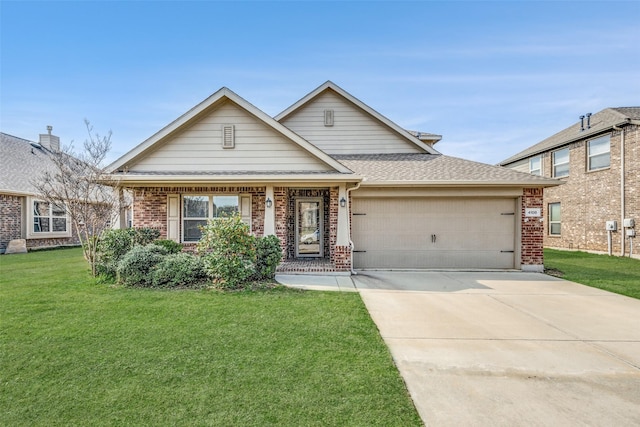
[352,198,516,269]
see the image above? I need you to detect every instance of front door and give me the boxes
[296,198,323,257]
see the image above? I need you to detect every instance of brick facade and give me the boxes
[1,194,80,253]
[132,185,351,272]
[541,125,639,254]
[521,188,544,270]
[1,195,23,252]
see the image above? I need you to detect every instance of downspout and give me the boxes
[613,124,625,256]
[346,180,363,275]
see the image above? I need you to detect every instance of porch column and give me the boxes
[112,186,127,229]
[336,184,350,246]
[264,185,276,236]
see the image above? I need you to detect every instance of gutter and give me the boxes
[346,180,363,275]
[613,124,626,256]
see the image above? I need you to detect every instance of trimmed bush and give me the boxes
[96,227,162,278]
[255,235,282,280]
[154,239,183,254]
[151,253,208,288]
[116,244,167,287]
[197,215,256,289]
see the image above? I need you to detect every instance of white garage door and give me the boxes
[352,198,517,269]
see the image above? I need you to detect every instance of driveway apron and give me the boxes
[354,271,640,427]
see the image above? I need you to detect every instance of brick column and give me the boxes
[521,188,544,272]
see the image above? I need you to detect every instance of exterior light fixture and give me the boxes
[340,197,346,208]
[266,197,273,208]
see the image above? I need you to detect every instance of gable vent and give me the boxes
[324,109,334,127]
[222,124,235,148]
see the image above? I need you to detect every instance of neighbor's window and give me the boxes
[30,199,70,236]
[549,202,561,236]
[182,195,239,242]
[552,148,569,178]
[587,135,610,171]
[529,156,541,176]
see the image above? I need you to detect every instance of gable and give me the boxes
[277,83,440,155]
[127,100,333,173]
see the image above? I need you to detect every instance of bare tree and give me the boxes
[32,120,121,276]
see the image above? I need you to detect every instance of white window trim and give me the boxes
[529,155,542,176]
[180,194,250,243]
[549,202,561,236]
[552,148,570,178]
[26,196,72,239]
[587,135,611,171]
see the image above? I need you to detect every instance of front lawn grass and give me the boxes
[0,248,421,426]
[544,248,640,299]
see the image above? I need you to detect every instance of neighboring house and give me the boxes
[108,81,559,273]
[499,107,640,256]
[0,129,79,253]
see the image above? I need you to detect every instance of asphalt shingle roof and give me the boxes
[334,153,559,186]
[499,107,640,165]
[0,132,60,195]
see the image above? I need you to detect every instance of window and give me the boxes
[29,199,70,238]
[182,195,239,242]
[549,202,561,236]
[587,135,610,171]
[529,156,541,176]
[552,148,569,177]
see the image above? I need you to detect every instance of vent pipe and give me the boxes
[586,113,592,129]
[579,115,585,131]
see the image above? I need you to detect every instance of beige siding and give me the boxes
[280,90,422,155]
[506,158,530,174]
[352,197,517,269]
[130,100,332,172]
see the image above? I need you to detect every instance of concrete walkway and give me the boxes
[275,274,357,292]
[354,271,640,426]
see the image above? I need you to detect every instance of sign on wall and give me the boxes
[525,208,541,217]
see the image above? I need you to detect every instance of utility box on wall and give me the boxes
[606,221,618,231]
[623,218,635,228]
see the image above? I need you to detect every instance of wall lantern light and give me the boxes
[340,197,347,208]
[266,197,273,208]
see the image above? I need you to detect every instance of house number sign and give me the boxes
[525,208,541,217]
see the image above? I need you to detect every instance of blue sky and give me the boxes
[2,1,639,165]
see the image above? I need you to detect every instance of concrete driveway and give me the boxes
[353,271,640,427]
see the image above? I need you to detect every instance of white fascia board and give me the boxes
[275,81,441,155]
[107,87,352,174]
[359,179,563,188]
[110,173,363,186]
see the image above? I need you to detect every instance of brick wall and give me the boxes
[1,195,23,252]
[1,194,80,252]
[132,186,266,239]
[542,125,639,253]
[521,188,544,269]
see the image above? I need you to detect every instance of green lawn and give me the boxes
[544,248,640,299]
[0,248,421,426]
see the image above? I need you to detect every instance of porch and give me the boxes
[276,258,350,275]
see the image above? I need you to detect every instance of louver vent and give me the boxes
[222,125,235,148]
[324,109,334,127]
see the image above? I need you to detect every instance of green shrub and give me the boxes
[116,244,167,287]
[96,228,162,278]
[131,227,160,245]
[151,253,208,288]
[255,235,282,280]
[154,239,183,254]
[197,215,256,289]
